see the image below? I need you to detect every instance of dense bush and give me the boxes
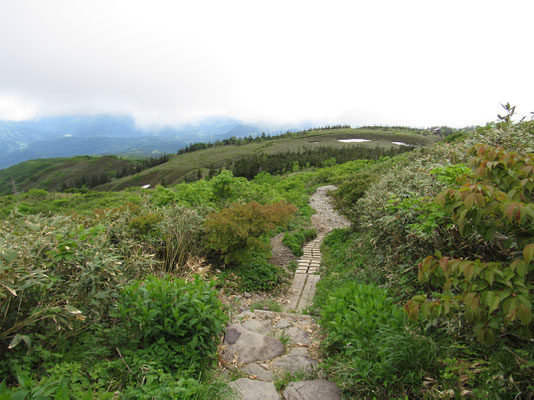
[116,275,227,372]
[320,282,438,398]
[406,144,534,344]
[282,228,317,256]
[236,261,285,292]
[331,171,378,220]
[204,201,296,266]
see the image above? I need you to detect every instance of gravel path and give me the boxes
[309,185,350,234]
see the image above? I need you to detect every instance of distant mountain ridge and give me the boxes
[0,114,270,169]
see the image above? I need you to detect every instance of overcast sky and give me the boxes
[0,0,533,129]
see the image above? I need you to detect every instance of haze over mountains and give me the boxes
[0,114,286,169]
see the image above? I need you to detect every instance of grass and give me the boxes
[97,127,438,190]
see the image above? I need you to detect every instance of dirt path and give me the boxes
[221,186,350,399]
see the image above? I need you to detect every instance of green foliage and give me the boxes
[407,144,534,344]
[204,201,296,267]
[128,212,162,235]
[236,261,284,292]
[282,228,317,257]
[116,275,227,372]
[320,282,438,397]
[430,163,472,185]
[331,171,377,220]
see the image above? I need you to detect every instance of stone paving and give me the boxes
[223,310,340,400]
[222,186,349,399]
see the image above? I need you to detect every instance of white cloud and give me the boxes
[1,0,533,127]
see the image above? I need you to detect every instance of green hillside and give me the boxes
[1,118,532,398]
[97,127,439,190]
[0,154,170,195]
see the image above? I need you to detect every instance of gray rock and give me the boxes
[275,318,291,329]
[226,327,242,344]
[242,319,271,335]
[283,379,341,400]
[286,327,311,345]
[236,310,255,320]
[272,354,318,374]
[229,378,279,400]
[242,362,275,381]
[244,291,252,298]
[288,347,309,357]
[223,324,284,364]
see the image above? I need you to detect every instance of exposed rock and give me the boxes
[242,362,275,381]
[244,291,252,298]
[283,379,341,400]
[286,327,311,345]
[229,378,279,400]
[275,318,291,329]
[236,310,255,320]
[272,354,318,374]
[242,319,271,335]
[223,324,284,364]
[288,347,309,357]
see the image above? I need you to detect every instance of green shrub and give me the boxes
[237,261,284,292]
[406,144,534,344]
[332,171,377,220]
[128,212,162,235]
[204,201,296,266]
[282,228,317,257]
[116,275,226,372]
[320,282,438,397]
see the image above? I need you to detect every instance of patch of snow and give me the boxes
[141,184,151,189]
[391,141,412,146]
[309,141,320,144]
[337,138,371,143]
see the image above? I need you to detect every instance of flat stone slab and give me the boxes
[286,327,311,345]
[229,378,279,400]
[275,318,292,329]
[242,319,271,335]
[283,379,341,400]
[223,324,284,364]
[272,354,318,374]
[242,362,275,381]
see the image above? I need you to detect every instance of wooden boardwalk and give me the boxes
[286,234,324,311]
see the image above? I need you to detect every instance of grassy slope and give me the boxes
[0,155,138,195]
[97,127,438,190]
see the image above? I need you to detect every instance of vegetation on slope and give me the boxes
[1,115,528,398]
[0,154,169,195]
[96,126,439,190]
[315,114,534,398]
[0,153,377,397]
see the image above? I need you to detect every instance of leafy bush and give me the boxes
[406,144,534,344]
[116,275,226,372]
[332,171,378,220]
[282,228,317,256]
[128,212,162,235]
[320,282,438,397]
[236,261,284,292]
[204,201,296,266]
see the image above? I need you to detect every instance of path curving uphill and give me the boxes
[286,185,350,312]
[221,186,350,399]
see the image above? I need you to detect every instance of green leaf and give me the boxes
[464,193,474,209]
[523,243,534,263]
[517,304,532,325]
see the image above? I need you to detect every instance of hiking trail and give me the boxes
[220,186,350,399]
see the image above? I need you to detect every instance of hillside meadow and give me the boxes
[1,119,533,398]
